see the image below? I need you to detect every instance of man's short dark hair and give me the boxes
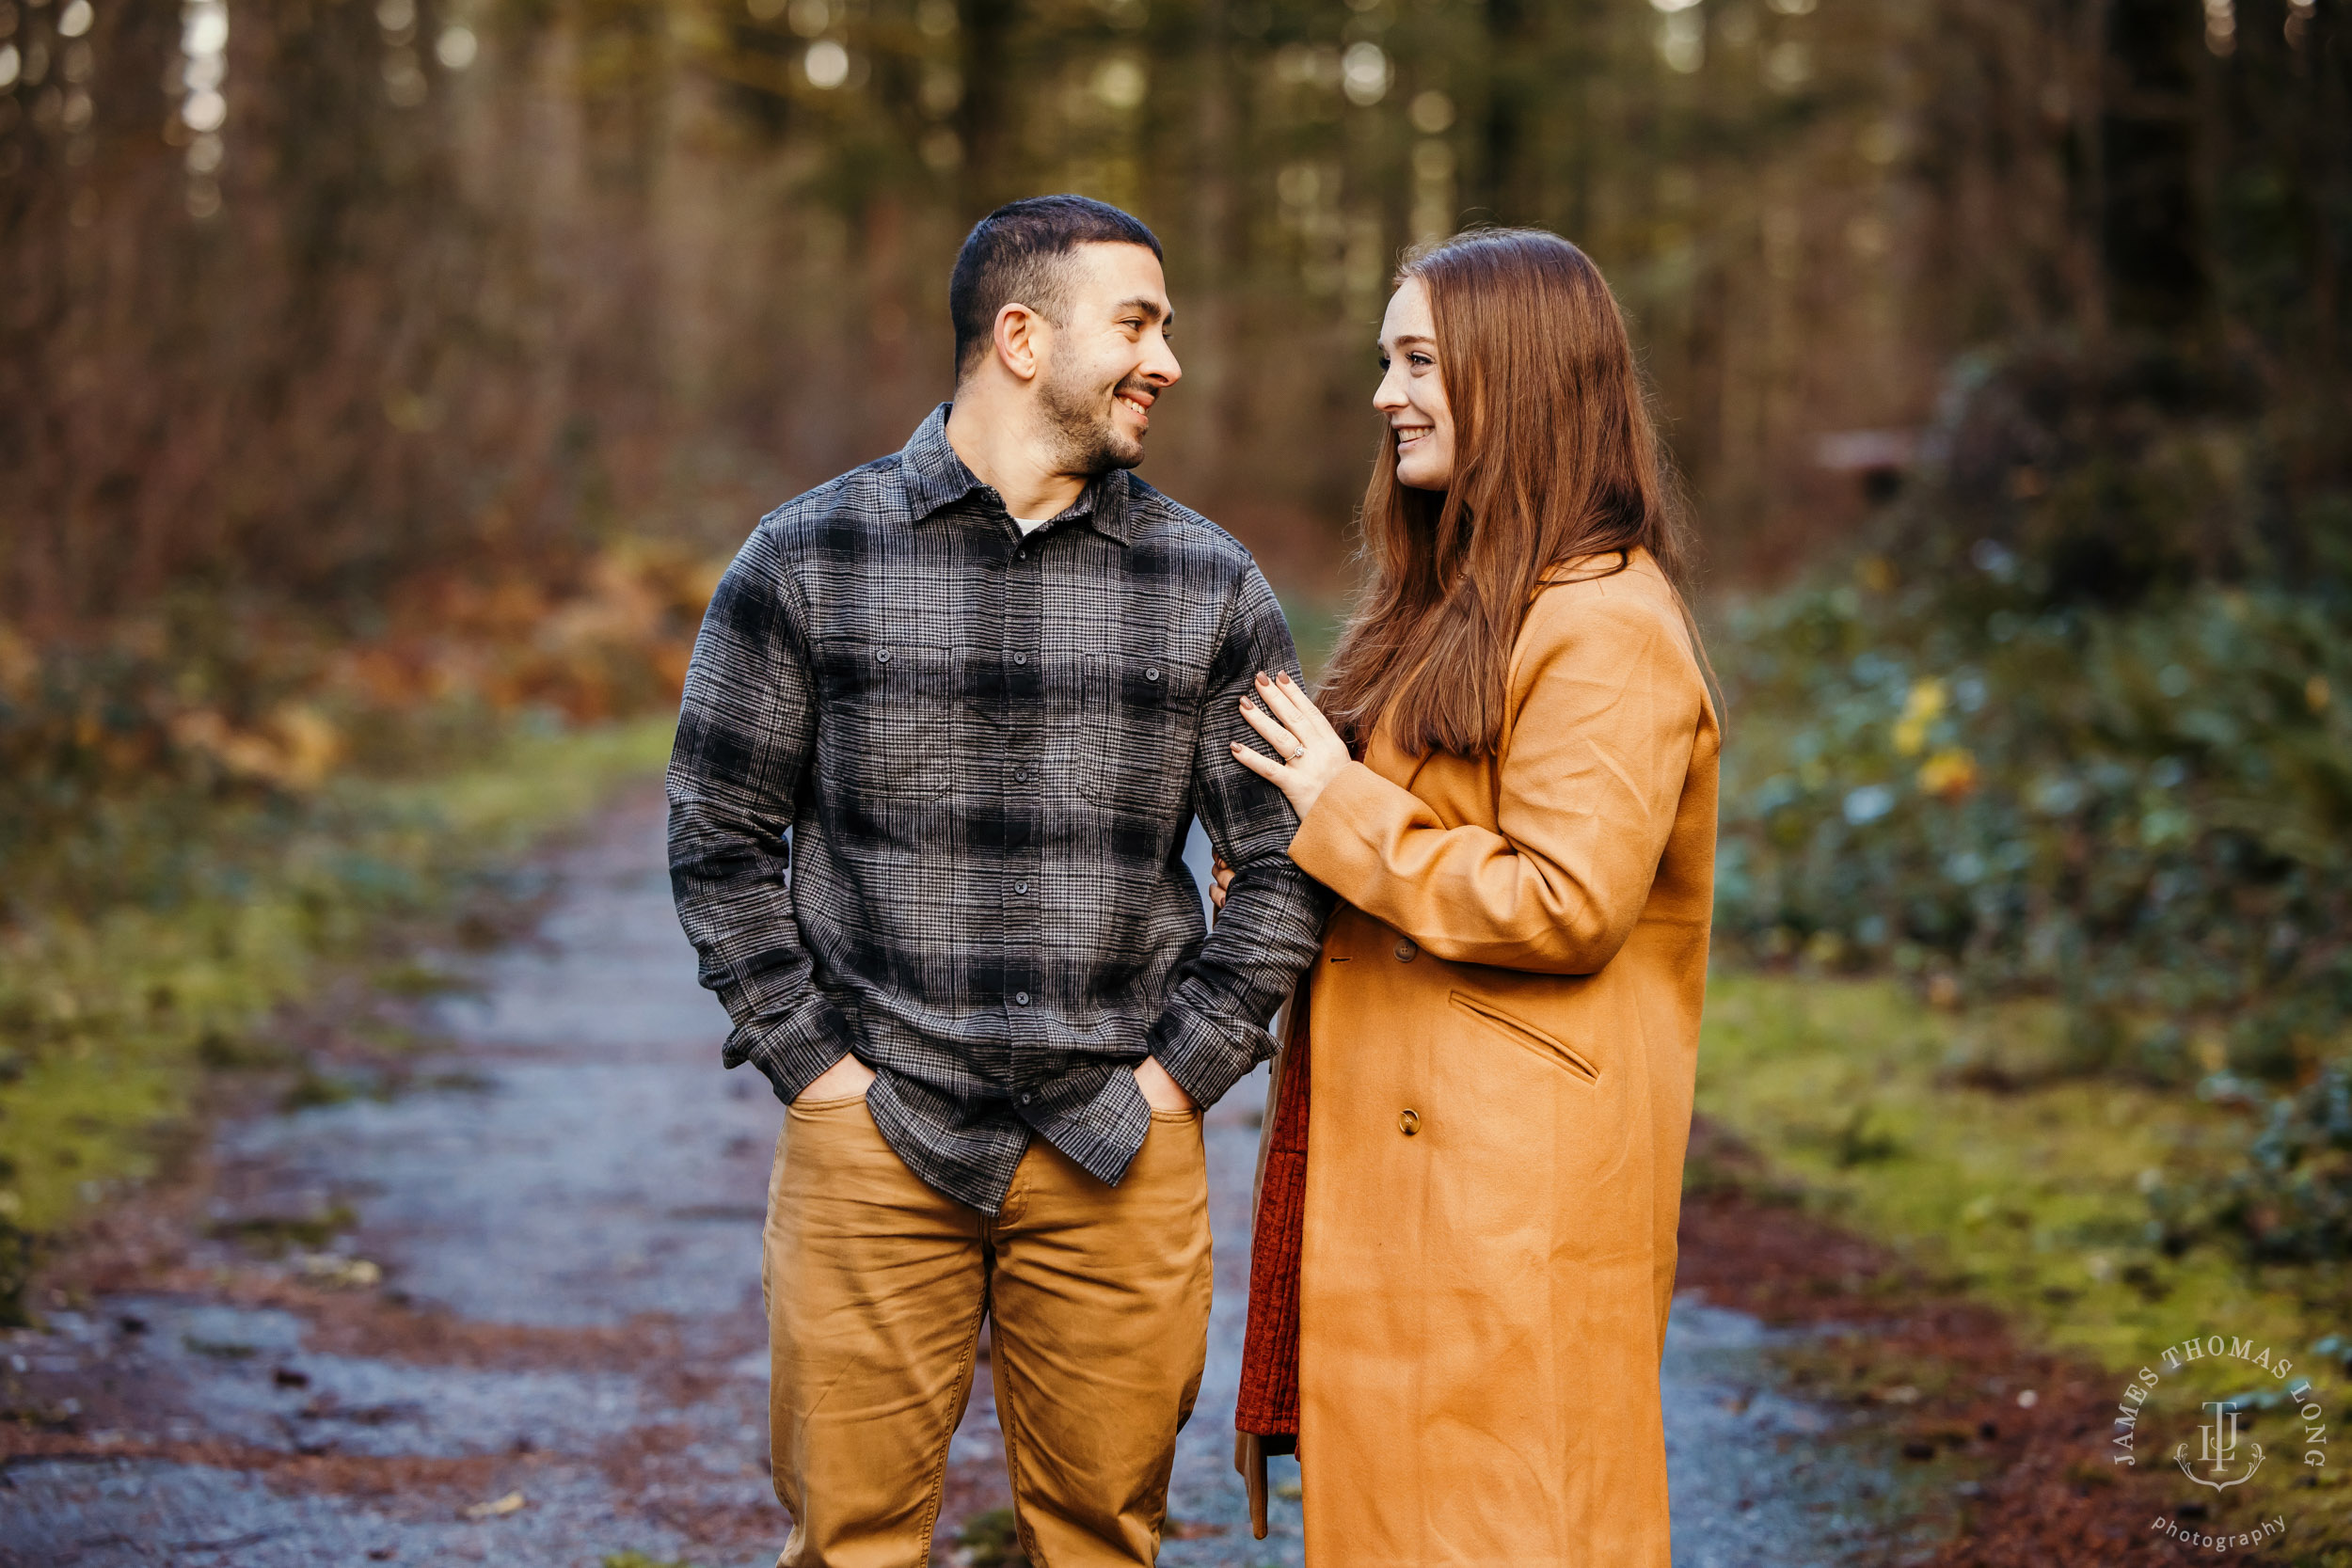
[949,196,1163,380]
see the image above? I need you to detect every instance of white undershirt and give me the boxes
[1011,515,1053,537]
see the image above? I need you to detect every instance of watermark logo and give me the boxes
[2179,1399,2263,1492]
[2111,1331,2328,1555]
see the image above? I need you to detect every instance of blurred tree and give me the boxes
[0,0,2342,624]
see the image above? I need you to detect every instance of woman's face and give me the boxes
[1374,276,1453,490]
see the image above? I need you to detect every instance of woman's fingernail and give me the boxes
[1255,672,1271,685]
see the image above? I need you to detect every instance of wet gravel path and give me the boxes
[1,789,1937,1566]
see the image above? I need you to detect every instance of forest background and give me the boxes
[3,0,2351,1534]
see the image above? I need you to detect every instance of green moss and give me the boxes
[958,1509,1030,1567]
[0,715,675,1280]
[1698,975,2351,1361]
[1698,973,2352,1549]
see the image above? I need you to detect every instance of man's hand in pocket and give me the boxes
[1134,1055,1197,1114]
[796,1054,877,1103]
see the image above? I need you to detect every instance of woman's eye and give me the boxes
[1409,354,1433,368]
[1376,356,1391,372]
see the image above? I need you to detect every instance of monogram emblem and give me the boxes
[2174,1400,2265,1492]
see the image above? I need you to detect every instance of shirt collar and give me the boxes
[898,404,1136,546]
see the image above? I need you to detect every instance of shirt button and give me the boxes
[1013,652,1027,665]
[874,648,892,663]
[1145,666,1161,682]
[1014,880,1029,895]
[1015,768,1031,783]
[1399,1108,1422,1136]
[1394,938,1419,962]
[1021,1093,1035,1105]
[1014,991,1030,1006]
[1016,549,1028,562]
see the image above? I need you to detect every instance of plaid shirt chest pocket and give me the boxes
[812,637,956,799]
[1080,650,1207,815]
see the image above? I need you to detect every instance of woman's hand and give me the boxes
[1209,854,1234,918]
[1231,670,1352,820]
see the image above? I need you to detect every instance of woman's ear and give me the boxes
[993,301,1045,383]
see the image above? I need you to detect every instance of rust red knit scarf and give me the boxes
[1235,985,1312,1440]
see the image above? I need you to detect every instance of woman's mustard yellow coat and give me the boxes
[1282,550,1719,1566]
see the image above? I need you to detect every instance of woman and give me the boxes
[1220,229,1720,1565]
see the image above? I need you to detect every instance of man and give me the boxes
[665,195,1330,1565]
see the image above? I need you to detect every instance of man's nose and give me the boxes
[1143,332,1182,387]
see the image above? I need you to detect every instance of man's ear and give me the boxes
[993,302,1046,383]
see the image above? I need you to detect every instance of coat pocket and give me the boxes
[1447,990,1599,1084]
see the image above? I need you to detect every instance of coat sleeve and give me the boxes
[1285,586,1705,974]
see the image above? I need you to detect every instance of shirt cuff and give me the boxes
[1148,1001,1276,1112]
[724,1004,857,1106]
[1046,1063,1155,1188]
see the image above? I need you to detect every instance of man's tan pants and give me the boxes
[761,1091,1213,1567]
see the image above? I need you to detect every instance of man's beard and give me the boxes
[1038,365,1151,475]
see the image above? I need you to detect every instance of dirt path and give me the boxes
[3,790,1936,1567]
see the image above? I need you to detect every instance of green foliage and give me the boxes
[1714,550,2352,1259]
[1718,570,2352,1049]
[2231,1062,2352,1263]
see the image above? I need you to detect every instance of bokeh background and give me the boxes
[5,0,2352,1558]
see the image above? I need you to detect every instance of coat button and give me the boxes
[1393,939,1418,962]
[1398,1109,1421,1136]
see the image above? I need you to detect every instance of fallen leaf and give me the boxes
[462,1490,527,1520]
[298,1253,384,1289]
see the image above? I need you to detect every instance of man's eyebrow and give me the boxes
[1111,295,1168,324]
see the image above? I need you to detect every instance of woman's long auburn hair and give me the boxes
[1318,229,1696,757]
